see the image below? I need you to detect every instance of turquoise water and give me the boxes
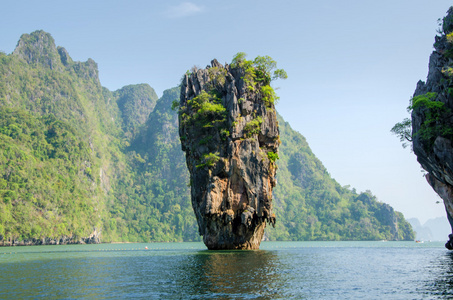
[0,241,452,299]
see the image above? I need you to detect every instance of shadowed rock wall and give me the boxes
[411,7,453,248]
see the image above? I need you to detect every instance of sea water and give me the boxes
[0,241,452,299]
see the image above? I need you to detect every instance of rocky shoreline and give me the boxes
[0,228,101,246]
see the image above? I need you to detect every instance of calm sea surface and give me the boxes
[0,241,452,299]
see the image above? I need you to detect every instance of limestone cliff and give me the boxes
[0,30,108,246]
[411,7,453,248]
[179,59,280,249]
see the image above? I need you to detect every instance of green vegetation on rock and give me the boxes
[231,52,287,107]
[391,92,453,150]
[181,90,226,128]
[244,116,263,137]
[393,9,453,152]
[0,31,414,244]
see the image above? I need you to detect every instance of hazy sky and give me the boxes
[2,1,452,224]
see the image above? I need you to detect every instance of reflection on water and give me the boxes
[0,242,452,299]
[0,245,283,299]
[111,250,284,299]
[178,250,283,298]
[422,252,453,297]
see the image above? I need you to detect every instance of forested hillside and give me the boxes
[271,116,413,241]
[0,31,414,244]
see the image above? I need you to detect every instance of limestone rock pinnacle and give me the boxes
[179,58,280,249]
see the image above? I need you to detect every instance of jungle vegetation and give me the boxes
[0,31,414,243]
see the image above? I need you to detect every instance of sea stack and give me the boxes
[178,57,281,249]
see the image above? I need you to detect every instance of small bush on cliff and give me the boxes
[439,7,453,36]
[182,90,226,128]
[244,116,263,137]
[261,85,279,107]
[207,67,227,88]
[392,92,453,150]
[390,118,412,149]
[267,151,279,163]
[231,53,287,82]
[410,93,453,145]
[196,152,220,169]
[231,52,287,107]
[171,99,179,111]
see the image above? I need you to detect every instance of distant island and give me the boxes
[408,217,451,241]
[0,30,413,246]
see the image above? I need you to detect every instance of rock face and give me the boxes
[13,30,62,70]
[411,7,453,248]
[179,59,279,249]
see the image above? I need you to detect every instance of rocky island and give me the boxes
[178,55,285,249]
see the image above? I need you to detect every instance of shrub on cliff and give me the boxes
[231,52,287,106]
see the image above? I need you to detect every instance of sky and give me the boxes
[1,0,452,224]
